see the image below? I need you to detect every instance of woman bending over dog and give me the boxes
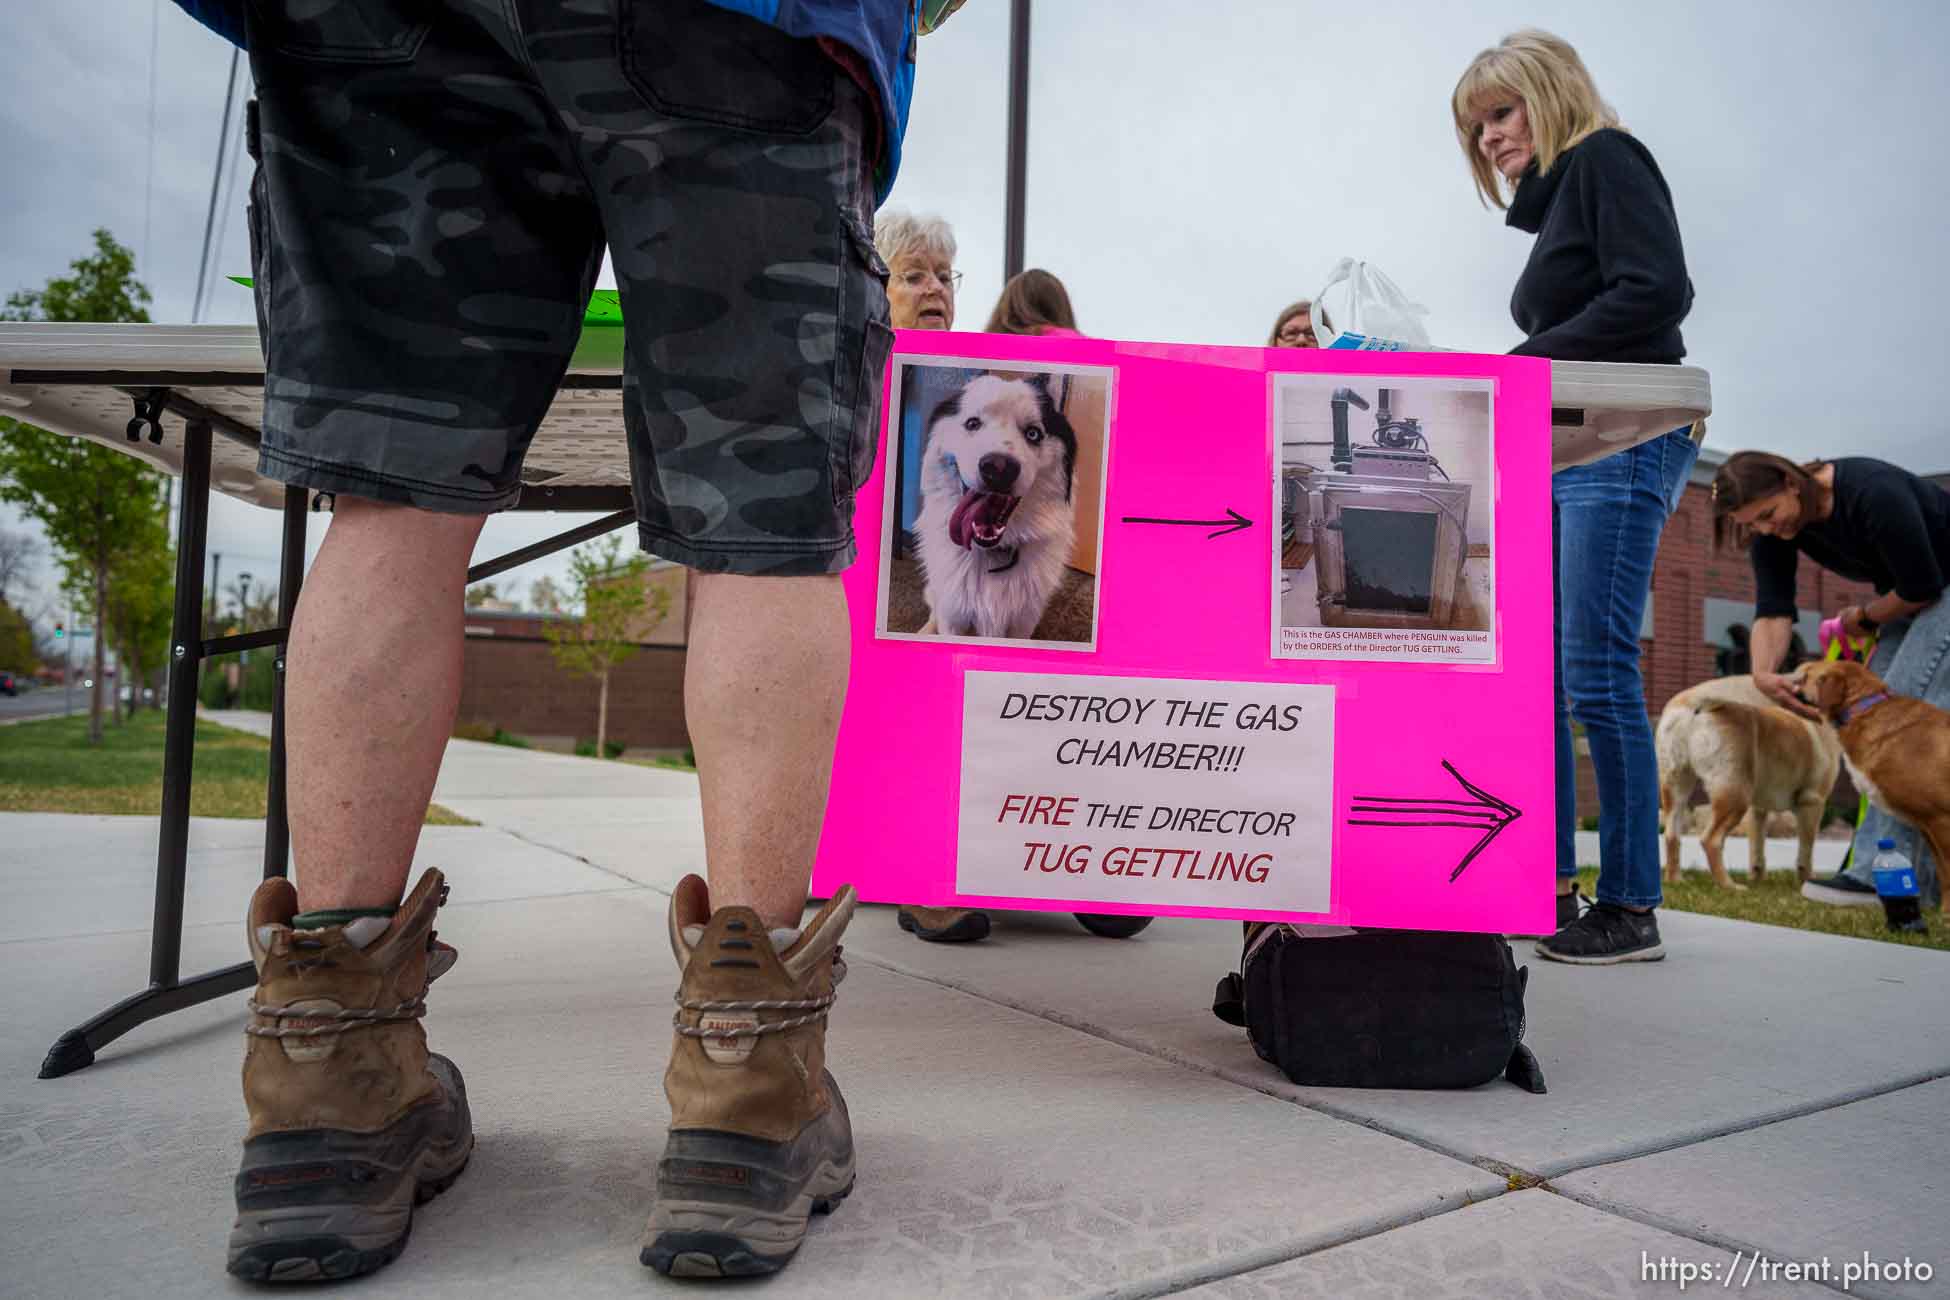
[1711,451,1950,908]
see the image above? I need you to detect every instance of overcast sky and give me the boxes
[4,0,1947,626]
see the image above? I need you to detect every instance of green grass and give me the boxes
[0,710,474,824]
[1577,864,1950,952]
[626,754,698,773]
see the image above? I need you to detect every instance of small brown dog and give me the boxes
[1657,675,1840,889]
[1789,659,1950,875]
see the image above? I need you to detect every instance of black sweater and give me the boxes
[1751,458,1950,619]
[1506,129,1692,363]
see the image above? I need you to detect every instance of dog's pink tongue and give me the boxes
[950,489,1014,549]
[949,490,982,548]
[950,490,1019,549]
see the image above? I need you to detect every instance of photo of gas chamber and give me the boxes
[1278,383,1490,633]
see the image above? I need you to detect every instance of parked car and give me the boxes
[0,671,16,696]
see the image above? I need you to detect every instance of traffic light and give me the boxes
[53,622,64,639]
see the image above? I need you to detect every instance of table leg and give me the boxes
[38,418,253,1078]
[262,486,307,881]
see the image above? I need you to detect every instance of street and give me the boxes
[0,686,87,724]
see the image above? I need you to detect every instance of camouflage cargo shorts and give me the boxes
[244,0,893,575]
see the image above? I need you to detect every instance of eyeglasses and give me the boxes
[897,267,963,292]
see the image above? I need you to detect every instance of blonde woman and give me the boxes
[1454,30,1698,965]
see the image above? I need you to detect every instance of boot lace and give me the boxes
[672,947,847,1041]
[245,905,454,1040]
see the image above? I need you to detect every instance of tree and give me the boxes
[103,526,175,712]
[542,536,666,759]
[0,229,162,743]
[0,601,37,674]
[220,575,279,631]
[526,575,565,614]
[4,228,153,325]
[464,581,500,609]
[0,527,41,605]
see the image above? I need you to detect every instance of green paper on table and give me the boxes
[227,277,624,326]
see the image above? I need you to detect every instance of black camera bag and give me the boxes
[1212,924,1545,1092]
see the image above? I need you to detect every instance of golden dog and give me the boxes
[1657,675,1841,889]
[1789,659,1950,877]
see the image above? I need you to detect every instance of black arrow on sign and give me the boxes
[1346,759,1522,883]
[1121,507,1252,539]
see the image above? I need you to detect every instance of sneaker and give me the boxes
[228,870,474,1282]
[1801,873,1881,908]
[1505,888,1584,941]
[1535,902,1665,965]
[1557,887,1587,930]
[897,905,990,943]
[644,876,857,1278]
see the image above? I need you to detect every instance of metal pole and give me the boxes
[151,419,212,989]
[263,486,306,881]
[1003,0,1031,283]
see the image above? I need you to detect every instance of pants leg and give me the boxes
[1553,497,1578,884]
[1553,429,1699,909]
[1841,595,1950,903]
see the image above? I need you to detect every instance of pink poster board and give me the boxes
[813,331,1555,934]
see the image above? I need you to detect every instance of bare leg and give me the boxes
[286,498,486,912]
[686,572,848,929]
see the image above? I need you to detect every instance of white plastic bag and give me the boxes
[1311,258,1433,351]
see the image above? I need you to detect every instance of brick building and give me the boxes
[456,562,694,750]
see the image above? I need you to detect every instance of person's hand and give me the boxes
[1757,669,1822,720]
[1839,604,1876,641]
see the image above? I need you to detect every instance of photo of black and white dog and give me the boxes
[910,373,1079,640]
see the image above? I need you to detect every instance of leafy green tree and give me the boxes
[0,229,164,742]
[0,601,38,674]
[4,228,152,325]
[103,525,175,712]
[542,536,666,759]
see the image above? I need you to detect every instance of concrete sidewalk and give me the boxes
[5,716,1947,1297]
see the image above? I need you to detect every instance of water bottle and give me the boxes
[1870,839,1927,934]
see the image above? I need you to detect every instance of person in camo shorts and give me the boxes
[166,0,945,1283]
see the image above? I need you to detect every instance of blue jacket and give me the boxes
[169,0,915,200]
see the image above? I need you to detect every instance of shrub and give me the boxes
[575,737,626,759]
[452,720,497,742]
[238,654,277,711]
[490,728,531,748]
[1578,815,1599,832]
[198,665,232,709]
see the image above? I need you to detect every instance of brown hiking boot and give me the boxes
[227,869,474,1283]
[643,875,857,1278]
[897,905,990,942]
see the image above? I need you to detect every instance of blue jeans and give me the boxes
[1836,593,1950,905]
[1553,429,1701,909]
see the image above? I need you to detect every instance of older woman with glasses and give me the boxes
[874,210,961,331]
[873,209,989,944]
[1268,300,1329,348]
